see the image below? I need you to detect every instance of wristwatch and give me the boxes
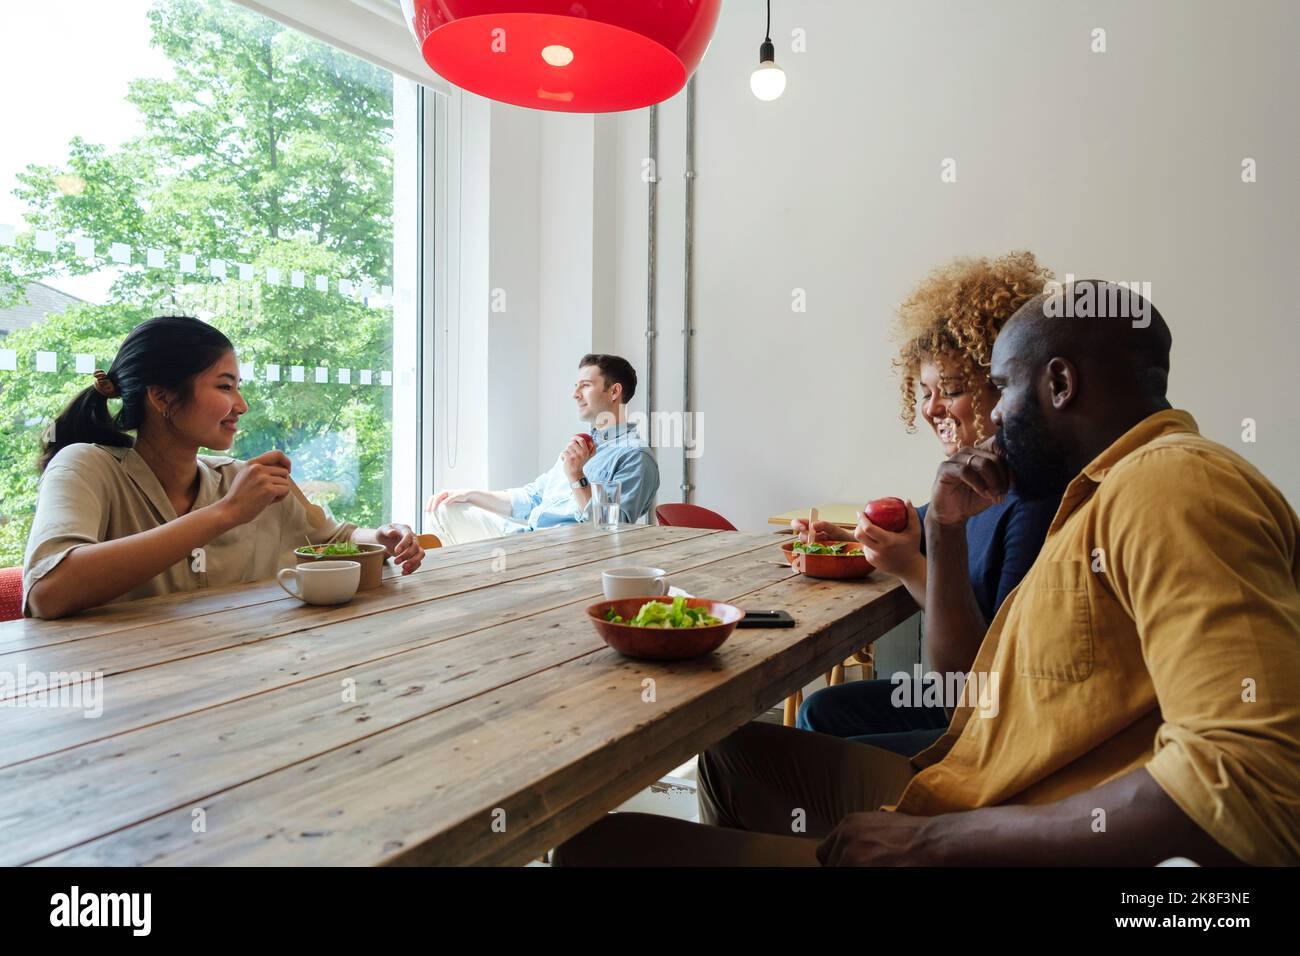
[569,476,589,490]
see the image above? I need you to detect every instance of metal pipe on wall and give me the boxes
[681,76,696,504]
[645,103,659,519]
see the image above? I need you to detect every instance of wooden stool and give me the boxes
[782,688,804,726]
[826,644,875,687]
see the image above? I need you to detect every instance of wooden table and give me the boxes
[768,503,863,530]
[0,523,914,866]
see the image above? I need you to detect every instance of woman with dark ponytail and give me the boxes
[23,316,424,618]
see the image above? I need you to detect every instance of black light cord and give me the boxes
[765,0,772,42]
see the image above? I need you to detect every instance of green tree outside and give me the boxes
[0,0,400,567]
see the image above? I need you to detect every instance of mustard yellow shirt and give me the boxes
[22,443,356,615]
[893,410,1300,865]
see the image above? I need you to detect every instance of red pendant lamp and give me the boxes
[401,1,722,113]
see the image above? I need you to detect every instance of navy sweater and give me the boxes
[916,489,1060,624]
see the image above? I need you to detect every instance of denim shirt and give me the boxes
[506,423,660,530]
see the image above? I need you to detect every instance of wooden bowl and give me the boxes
[781,537,875,580]
[585,597,745,661]
[295,543,388,590]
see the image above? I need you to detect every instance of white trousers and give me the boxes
[424,501,519,546]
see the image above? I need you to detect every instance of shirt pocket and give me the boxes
[1012,559,1094,682]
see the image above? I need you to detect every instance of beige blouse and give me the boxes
[22,443,356,615]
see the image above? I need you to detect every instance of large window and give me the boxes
[0,0,422,567]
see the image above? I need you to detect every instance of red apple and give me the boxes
[865,496,908,533]
[573,433,595,453]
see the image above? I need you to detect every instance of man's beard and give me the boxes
[996,391,1075,500]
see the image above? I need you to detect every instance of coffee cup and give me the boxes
[602,566,668,600]
[277,560,361,606]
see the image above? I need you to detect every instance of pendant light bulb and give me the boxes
[750,39,786,101]
[750,2,785,101]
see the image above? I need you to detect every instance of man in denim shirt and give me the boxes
[424,354,660,544]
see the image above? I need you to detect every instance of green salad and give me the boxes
[605,595,722,628]
[790,541,863,556]
[297,539,362,557]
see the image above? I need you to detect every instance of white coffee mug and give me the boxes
[277,560,361,606]
[602,566,668,600]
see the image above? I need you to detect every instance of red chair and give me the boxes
[0,567,22,622]
[655,503,738,531]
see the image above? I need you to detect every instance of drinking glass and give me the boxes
[590,480,622,530]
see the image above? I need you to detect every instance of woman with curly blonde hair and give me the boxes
[792,251,1062,755]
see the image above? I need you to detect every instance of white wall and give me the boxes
[536,113,597,468]
[431,92,492,496]
[601,0,1300,530]
[487,103,540,489]
[434,97,636,500]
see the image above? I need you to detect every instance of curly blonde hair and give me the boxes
[893,251,1054,442]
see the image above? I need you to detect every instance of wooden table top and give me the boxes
[0,523,915,867]
[767,503,863,529]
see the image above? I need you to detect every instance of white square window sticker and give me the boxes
[265,267,281,285]
[238,263,253,282]
[210,259,227,279]
[75,353,95,374]
[238,362,254,381]
[0,224,15,247]
[359,369,372,385]
[35,230,57,253]
[291,270,305,289]
[265,363,281,382]
[36,351,57,373]
[338,279,353,296]
[290,366,305,383]
[0,349,17,371]
[74,236,94,260]
[109,242,131,264]
[315,275,328,293]
[147,248,165,269]
[314,367,328,384]
[338,368,351,384]
[180,253,197,273]
[380,370,392,387]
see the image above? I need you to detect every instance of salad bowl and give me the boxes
[586,595,745,661]
[294,541,388,590]
[781,537,875,580]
